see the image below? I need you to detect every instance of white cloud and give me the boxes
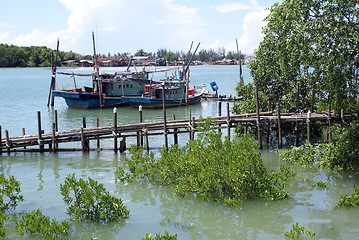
[237,9,269,54]
[213,0,263,13]
[0,31,10,43]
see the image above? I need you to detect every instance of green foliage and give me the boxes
[0,174,24,212]
[0,211,8,238]
[284,222,316,239]
[16,209,70,239]
[119,118,294,206]
[0,43,81,67]
[141,231,177,240]
[232,82,269,114]
[250,0,359,114]
[60,174,129,222]
[281,122,359,171]
[314,181,327,190]
[338,186,359,208]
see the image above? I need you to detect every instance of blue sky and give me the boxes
[0,0,280,55]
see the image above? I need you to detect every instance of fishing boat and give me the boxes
[126,77,205,108]
[52,70,153,108]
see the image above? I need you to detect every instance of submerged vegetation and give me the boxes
[118,118,295,206]
[284,222,316,239]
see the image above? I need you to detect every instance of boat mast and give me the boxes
[236,39,244,84]
[184,42,200,104]
[92,32,104,108]
[47,38,59,107]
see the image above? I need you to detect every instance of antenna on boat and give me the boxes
[47,38,60,107]
[183,42,200,104]
[92,31,104,108]
[236,39,244,84]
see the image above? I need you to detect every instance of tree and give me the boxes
[165,52,178,62]
[250,0,359,114]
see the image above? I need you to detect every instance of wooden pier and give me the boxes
[0,103,352,155]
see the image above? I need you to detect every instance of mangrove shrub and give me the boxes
[118,118,294,206]
[60,174,129,222]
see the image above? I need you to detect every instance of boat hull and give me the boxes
[126,94,203,108]
[52,91,128,108]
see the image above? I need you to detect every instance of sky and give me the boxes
[0,0,280,56]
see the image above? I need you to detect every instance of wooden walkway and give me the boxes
[1,103,350,155]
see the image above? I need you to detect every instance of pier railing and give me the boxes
[0,103,352,155]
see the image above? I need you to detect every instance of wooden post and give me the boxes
[162,83,168,149]
[139,105,143,146]
[277,104,282,149]
[83,117,89,149]
[55,110,59,149]
[327,104,332,143]
[22,127,27,149]
[173,114,178,145]
[47,39,59,107]
[189,108,192,140]
[96,118,100,149]
[296,82,300,113]
[218,101,222,133]
[244,110,248,134]
[37,111,44,153]
[5,130,10,155]
[52,123,57,153]
[236,39,244,84]
[307,110,311,144]
[255,87,262,149]
[113,107,118,153]
[226,102,231,139]
[191,117,195,141]
[295,117,299,147]
[80,128,89,152]
[120,137,126,152]
[340,109,344,128]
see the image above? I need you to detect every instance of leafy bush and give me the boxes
[284,222,316,239]
[142,231,177,240]
[119,118,294,206]
[16,209,70,239]
[338,186,359,207]
[60,174,129,222]
[0,174,24,212]
[281,122,359,171]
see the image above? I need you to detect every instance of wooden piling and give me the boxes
[296,82,300,113]
[295,117,299,147]
[80,128,89,152]
[22,128,27,149]
[5,130,10,155]
[226,102,231,139]
[120,137,126,152]
[244,110,248,134]
[55,110,59,149]
[218,101,222,133]
[327,104,332,143]
[189,109,192,140]
[52,123,57,153]
[255,87,262,149]
[173,114,178,145]
[96,118,100,149]
[139,105,143,146]
[113,108,118,153]
[340,109,344,128]
[162,84,168,149]
[307,111,311,144]
[37,111,44,153]
[277,104,282,149]
[191,117,195,141]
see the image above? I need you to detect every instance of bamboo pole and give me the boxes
[92,32,104,108]
[236,39,244,84]
[55,110,59,149]
[139,105,143,146]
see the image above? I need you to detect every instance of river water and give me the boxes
[0,66,358,239]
